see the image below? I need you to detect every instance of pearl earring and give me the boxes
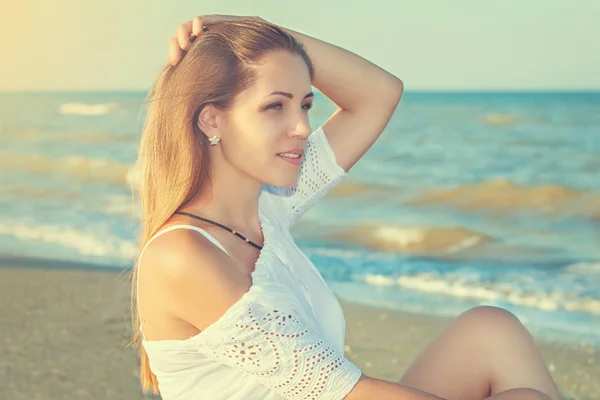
[208,135,221,146]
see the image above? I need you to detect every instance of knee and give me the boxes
[452,306,526,340]
[458,305,521,326]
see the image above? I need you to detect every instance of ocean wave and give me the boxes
[364,272,600,315]
[408,178,600,219]
[5,185,80,199]
[328,181,391,198]
[480,113,521,125]
[0,221,138,261]
[58,102,118,116]
[0,126,118,143]
[330,222,492,256]
[3,188,140,220]
[0,154,134,187]
[563,262,600,275]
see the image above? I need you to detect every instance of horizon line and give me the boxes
[1,88,600,95]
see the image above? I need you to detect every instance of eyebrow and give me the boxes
[264,91,314,100]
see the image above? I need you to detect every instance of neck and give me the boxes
[181,161,265,240]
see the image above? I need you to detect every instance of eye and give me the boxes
[266,102,313,111]
[266,102,283,110]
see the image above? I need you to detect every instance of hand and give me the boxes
[167,14,263,65]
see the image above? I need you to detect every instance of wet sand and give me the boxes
[0,255,597,399]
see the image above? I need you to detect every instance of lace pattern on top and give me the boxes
[271,125,348,229]
[193,300,362,400]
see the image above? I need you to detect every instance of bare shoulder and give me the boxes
[140,227,252,332]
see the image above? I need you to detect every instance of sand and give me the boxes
[0,255,597,400]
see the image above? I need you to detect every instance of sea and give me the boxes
[1,90,598,348]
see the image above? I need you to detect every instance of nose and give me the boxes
[290,117,312,140]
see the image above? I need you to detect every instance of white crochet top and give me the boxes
[136,126,363,400]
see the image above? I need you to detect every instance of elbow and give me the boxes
[346,77,404,115]
[378,77,404,111]
[389,77,404,104]
[390,76,404,92]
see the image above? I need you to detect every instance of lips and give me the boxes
[276,149,304,156]
[277,153,302,158]
[277,153,303,165]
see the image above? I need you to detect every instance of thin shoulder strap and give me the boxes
[136,224,229,338]
[140,224,230,259]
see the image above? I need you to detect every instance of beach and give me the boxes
[0,257,597,400]
[2,90,599,398]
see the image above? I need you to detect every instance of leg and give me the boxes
[485,388,552,400]
[397,306,563,400]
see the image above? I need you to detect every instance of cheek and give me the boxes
[227,116,280,163]
[233,135,277,165]
[246,130,280,160]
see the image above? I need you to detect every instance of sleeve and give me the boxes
[277,125,349,229]
[193,297,362,400]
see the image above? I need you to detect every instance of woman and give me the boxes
[129,15,562,400]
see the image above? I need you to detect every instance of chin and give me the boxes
[262,159,301,188]
[267,173,299,189]
[274,178,298,189]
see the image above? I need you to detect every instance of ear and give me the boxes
[197,104,224,138]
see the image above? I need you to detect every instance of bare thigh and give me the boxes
[485,388,552,400]
[397,306,562,400]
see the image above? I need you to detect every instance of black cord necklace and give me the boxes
[173,211,263,250]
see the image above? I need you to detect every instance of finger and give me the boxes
[177,21,193,51]
[192,16,204,37]
[168,35,183,65]
[192,14,234,36]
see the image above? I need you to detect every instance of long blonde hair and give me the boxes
[127,19,315,395]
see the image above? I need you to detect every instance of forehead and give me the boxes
[242,51,312,100]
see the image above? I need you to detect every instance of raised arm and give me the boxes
[269,18,403,175]
[264,18,402,228]
[167,15,403,229]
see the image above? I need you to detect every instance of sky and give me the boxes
[1,0,599,92]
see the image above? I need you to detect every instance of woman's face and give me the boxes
[218,51,314,188]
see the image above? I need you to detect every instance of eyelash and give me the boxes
[266,102,313,111]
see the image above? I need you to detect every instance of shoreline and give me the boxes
[0,255,597,399]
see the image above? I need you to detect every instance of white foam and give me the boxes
[372,226,426,246]
[364,272,600,315]
[311,247,364,260]
[444,235,486,254]
[58,102,118,116]
[564,262,600,275]
[0,221,137,261]
[365,274,396,286]
[356,223,491,255]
